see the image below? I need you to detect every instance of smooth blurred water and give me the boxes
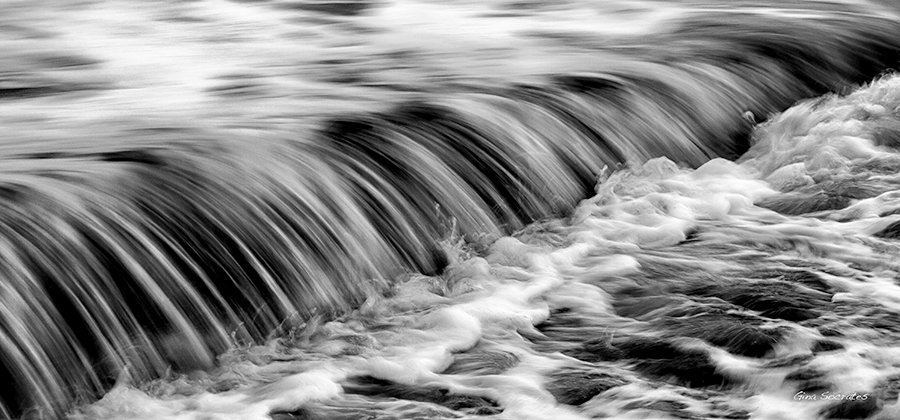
[2,0,900,419]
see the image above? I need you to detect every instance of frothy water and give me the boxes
[3,0,900,419]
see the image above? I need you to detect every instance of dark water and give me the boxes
[3,0,900,419]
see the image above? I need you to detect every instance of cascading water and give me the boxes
[4,0,900,419]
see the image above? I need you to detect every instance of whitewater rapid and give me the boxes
[68,75,900,419]
[3,0,900,419]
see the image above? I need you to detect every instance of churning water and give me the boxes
[4,0,900,418]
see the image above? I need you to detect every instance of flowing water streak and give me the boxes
[1,0,900,418]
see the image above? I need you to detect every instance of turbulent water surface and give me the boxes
[5,0,900,419]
